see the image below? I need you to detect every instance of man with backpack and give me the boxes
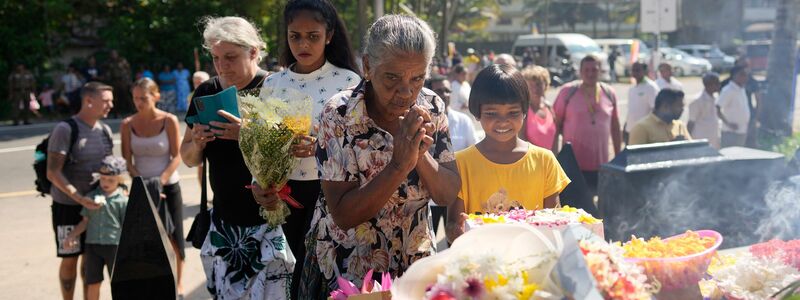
[553,55,622,195]
[45,82,114,300]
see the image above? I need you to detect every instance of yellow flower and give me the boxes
[467,214,506,224]
[283,115,311,136]
[483,274,508,292]
[518,283,539,300]
[559,205,577,213]
[578,214,601,224]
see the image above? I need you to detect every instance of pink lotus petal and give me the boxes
[381,272,392,291]
[336,276,360,295]
[329,290,348,300]
[361,269,375,293]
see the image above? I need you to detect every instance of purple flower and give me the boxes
[464,277,486,298]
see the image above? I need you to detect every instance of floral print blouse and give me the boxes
[309,80,455,285]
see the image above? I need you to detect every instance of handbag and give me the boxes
[186,155,210,249]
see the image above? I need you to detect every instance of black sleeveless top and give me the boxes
[185,70,268,226]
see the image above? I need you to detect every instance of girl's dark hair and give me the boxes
[280,0,360,75]
[468,64,530,118]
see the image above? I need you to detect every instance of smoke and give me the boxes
[602,156,783,248]
[755,175,800,241]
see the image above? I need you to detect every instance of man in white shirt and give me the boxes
[656,63,684,91]
[625,62,660,142]
[716,66,750,147]
[450,65,471,113]
[688,73,722,148]
[427,75,477,236]
[429,76,477,151]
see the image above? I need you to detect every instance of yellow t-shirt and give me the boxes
[628,113,692,145]
[456,143,571,214]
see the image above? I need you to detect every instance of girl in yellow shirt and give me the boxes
[446,64,571,241]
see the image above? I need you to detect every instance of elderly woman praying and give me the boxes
[298,14,461,298]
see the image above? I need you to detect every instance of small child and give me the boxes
[63,156,129,300]
[447,64,571,241]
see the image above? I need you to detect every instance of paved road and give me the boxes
[0,119,212,299]
[2,76,798,299]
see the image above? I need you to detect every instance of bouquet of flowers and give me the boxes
[238,88,312,227]
[393,224,576,299]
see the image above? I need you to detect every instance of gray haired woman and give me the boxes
[299,14,460,297]
[180,16,294,300]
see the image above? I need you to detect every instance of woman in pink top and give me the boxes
[520,66,557,152]
[553,55,622,192]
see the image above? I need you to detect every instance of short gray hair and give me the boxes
[493,53,517,67]
[192,71,210,81]
[201,16,266,61]
[363,15,436,75]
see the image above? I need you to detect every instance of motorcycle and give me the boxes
[549,59,577,87]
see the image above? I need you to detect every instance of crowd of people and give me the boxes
[5,51,212,126]
[40,0,765,299]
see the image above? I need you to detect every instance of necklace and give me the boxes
[581,84,601,125]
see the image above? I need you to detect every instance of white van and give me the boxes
[511,33,610,81]
[595,38,651,77]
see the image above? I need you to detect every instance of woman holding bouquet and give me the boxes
[260,1,360,298]
[179,16,293,299]
[299,14,461,298]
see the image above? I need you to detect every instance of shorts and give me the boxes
[83,244,117,284]
[52,202,85,257]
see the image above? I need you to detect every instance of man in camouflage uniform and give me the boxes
[104,50,132,116]
[7,63,36,125]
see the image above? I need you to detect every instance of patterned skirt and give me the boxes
[297,230,334,299]
[201,210,295,300]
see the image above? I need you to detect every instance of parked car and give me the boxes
[595,38,652,77]
[675,44,735,72]
[658,47,713,76]
[512,33,611,81]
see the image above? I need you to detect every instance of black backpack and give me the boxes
[33,118,112,196]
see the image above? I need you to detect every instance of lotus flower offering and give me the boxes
[238,88,312,227]
[466,206,604,239]
[330,270,393,300]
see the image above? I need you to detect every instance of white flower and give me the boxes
[713,253,800,300]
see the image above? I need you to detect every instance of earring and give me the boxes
[88,103,93,108]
